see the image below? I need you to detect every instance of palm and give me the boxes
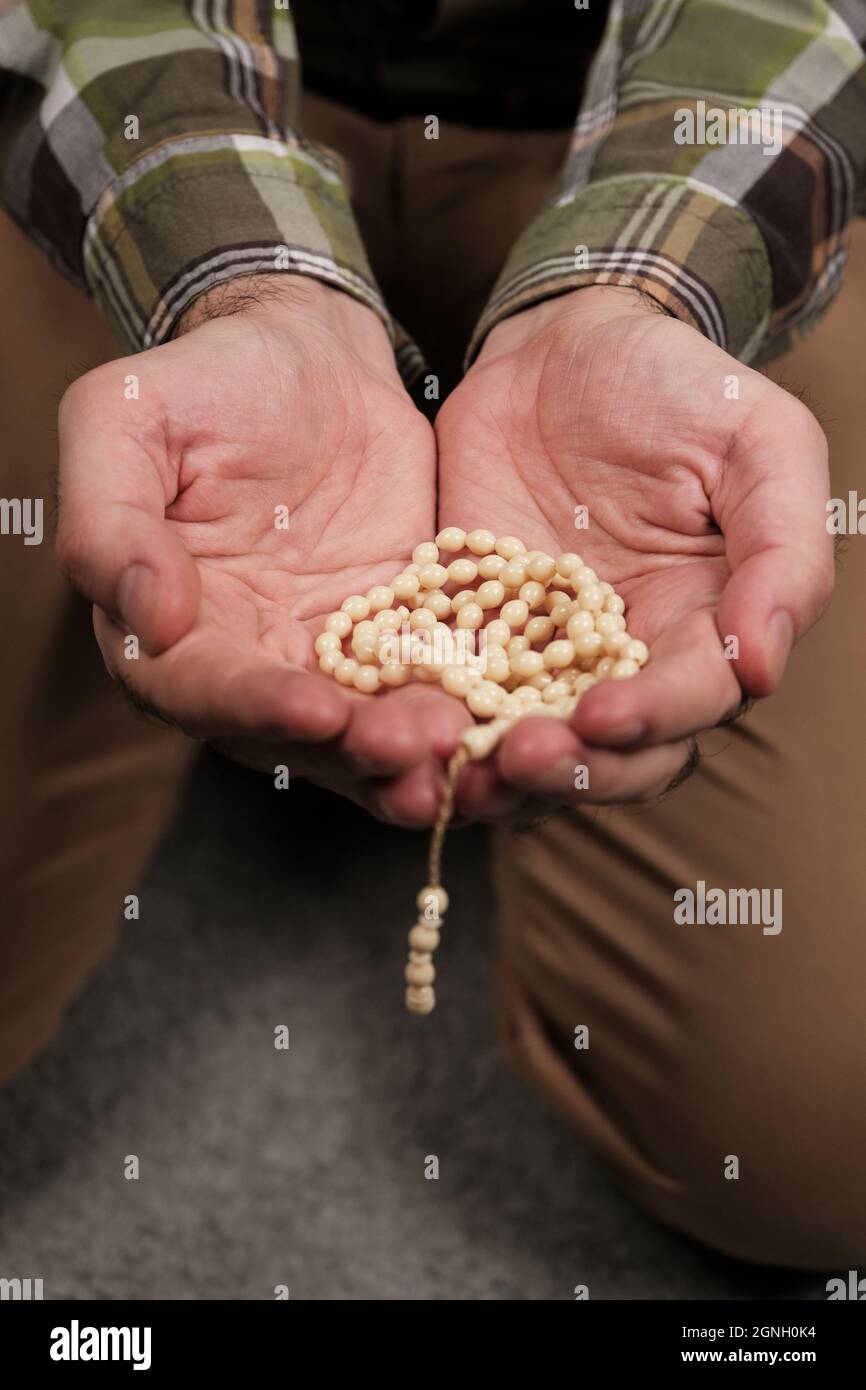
[155,313,435,671]
[439,310,734,687]
[63,301,469,825]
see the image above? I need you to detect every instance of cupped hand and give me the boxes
[57,276,469,825]
[436,286,834,817]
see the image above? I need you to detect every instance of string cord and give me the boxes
[428,745,469,888]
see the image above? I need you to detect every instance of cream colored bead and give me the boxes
[373,609,402,633]
[485,619,511,647]
[604,593,626,616]
[494,535,526,560]
[435,526,466,553]
[609,613,627,632]
[477,553,507,580]
[594,657,616,680]
[544,590,571,614]
[408,949,432,966]
[622,638,649,666]
[409,923,440,952]
[518,580,546,611]
[334,657,359,685]
[417,564,447,590]
[351,635,378,663]
[501,598,529,629]
[406,985,436,1015]
[573,566,598,590]
[414,663,443,682]
[572,630,603,660]
[447,557,478,585]
[410,607,437,631]
[603,630,630,657]
[512,684,542,705]
[612,658,640,680]
[550,601,578,628]
[526,552,556,583]
[506,635,530,658]
[442,665,473,698]
[380,661,411,686]
[465,528,496,555]
[319,651,340,675]
[451,589,477,612]
[327,609,354,636]
[467,681,504,718]
[392,571,421,600]
[542,679,572,703]
[500,556,529,589]
[600,582,614,596]
[555,552,583,576]
[340,595,369,622]
[423,590,452,620]
[509,649,545,679]
[456,602,483,630]
[315,631,341,656]
[366,585,395,612]
[578,584,604,613]
[476,579,506,610]
[566,610,595,640]
[574,672,599,694]
[593,612,620,637]
[543,639,576,670]
[530,671,553,690]
[482,646,511,684]
[412,541,439,566]
[405,959,436,987]
[461,722,504,760]
[525,615,555,645]
[353,665,380,694]
[417,884,449,916]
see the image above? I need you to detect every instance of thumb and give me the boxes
[57,363,199,655]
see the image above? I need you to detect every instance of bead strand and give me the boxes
[316,529,650,1015]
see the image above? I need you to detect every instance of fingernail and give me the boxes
[591,719,646,748]
[116,563,156,637]
[768,610,793,681]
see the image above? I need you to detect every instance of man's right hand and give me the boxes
[57,275,470,825]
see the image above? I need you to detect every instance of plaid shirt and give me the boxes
[0,0,864,378]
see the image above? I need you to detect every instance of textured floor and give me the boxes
[0,751,825,1300]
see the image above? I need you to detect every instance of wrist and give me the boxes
[175,273,397,371]
[478,284,668,364]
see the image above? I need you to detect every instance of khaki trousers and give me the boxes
[2,90,864,1270]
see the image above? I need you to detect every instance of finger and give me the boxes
[713,395,834,696]
[342,689,439,774]
[453,757,527,821]
[385,682,474,759]
[363,758,445,827]
[496,712,692,804]
[96,609,349,743]
[58,367,199,654]
[573,609,742,748]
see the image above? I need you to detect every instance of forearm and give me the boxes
[469,0,866,367]
[0,1,392,354]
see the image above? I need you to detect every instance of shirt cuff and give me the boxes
[466,175,775,368]
[82,132,424,383]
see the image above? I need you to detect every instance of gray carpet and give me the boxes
[0,751,825,1300]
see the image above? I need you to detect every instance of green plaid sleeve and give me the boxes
[469,0,866,367]
[0,0,417,374]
